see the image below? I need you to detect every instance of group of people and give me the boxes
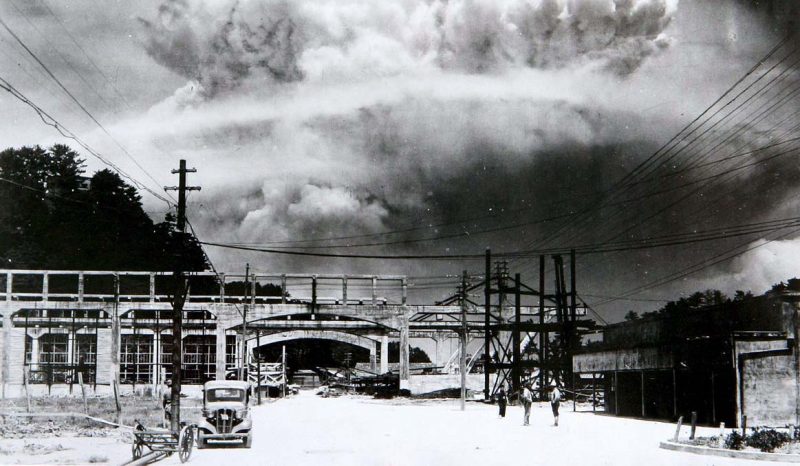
[495,382,561,427]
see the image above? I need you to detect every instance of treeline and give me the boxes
[0,144,208,271]
[624,278,800,321]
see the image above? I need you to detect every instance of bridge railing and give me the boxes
[0,269,409,306]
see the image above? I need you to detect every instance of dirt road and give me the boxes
[149,390,790,466]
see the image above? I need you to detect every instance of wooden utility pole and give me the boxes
[165,159,200,431]
[460,270,468,411]
[241,264,250,381]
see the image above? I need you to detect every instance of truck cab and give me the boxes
[197,380,253,448]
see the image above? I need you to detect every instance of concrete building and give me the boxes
[0,269,506,397]
[573,291,800,427]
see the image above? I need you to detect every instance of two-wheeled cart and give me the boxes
[127,420,195,464]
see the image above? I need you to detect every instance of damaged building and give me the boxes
[573,290,800,427]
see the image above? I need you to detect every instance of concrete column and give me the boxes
[30,335,40,371]
[370,342,377,372]
[78,273,84,303]
[109,302,120,388]
[152,331,160,388]
[399,315,410,390]
[149,273,156,303]
[380,335,389,374]
[67,331,74,366]
[42,272,48,302]
[215,323,227,381]
[1,311,10,398]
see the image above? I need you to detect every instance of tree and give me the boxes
[0,144,208,271]
[624,310,639,321]
[388,342,431,363]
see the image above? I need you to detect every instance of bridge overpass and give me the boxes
[0,269,561,397]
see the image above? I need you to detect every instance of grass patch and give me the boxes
[0,394,201,437]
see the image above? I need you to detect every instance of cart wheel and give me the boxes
[178,425,193,463]
[131,441,143,460]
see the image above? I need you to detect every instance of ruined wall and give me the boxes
[573,347,673,372]
[408,374,492,395]
[95,329,112,386]
[737,339,797,427]
[5,325,25,385]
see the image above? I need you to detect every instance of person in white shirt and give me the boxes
[548,383,561,426]
[521,383,533,426]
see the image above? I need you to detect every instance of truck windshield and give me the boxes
[206,388,245,402]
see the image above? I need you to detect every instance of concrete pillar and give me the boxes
[149,273,156,303]
[215,323,227,381]
[109,303,120,388]
[1,312,10,398]
[29,335,40,370]
[399,315,410,390]
[42,272,48,302]
[380,335,389,374]
[152,331,160,388]
[370,342,377,372]
[67,331,74,366]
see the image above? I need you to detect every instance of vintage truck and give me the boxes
[196,380,253,448]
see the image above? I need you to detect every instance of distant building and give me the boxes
[573,291,800,427]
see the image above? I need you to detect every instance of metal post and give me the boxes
[256,330,261,405]
[592,373,596,413]
[371,276,377,306]
[460,270,467,411]
[281,275,287,304]
[401,278,407,305]
[281,345,286,397]
[539,255,545,398]
[513,274,521,393]
[342,276,348,306]
[711,371,716,424]
[673,368,678,418]
[641,371,646,418]
[484,249,491,400]
[311,275,317,313]
[569,249,577,393]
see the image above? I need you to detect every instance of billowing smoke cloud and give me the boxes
[139,0,303,97]
[139,0,676,98]
[107,0,800,310]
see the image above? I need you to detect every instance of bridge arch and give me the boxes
[248,329,379,354]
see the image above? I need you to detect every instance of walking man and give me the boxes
[548,382,561,427]
[521,383,533,426]
[496,386,508,418]
[162,379,172,427]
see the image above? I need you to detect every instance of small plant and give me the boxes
[724,431,745,450]
[746,428,791,452]
[87,455,108,463]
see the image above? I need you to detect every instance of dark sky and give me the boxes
[1,0,798,322]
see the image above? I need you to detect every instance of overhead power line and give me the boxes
[0,75,173,206]
[0,15,173,204]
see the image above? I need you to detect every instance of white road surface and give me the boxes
[147,390,795,466]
